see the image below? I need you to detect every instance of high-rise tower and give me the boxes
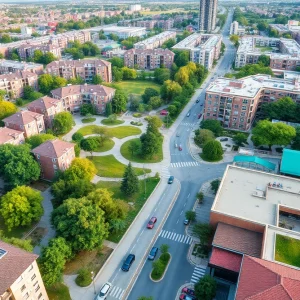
[199,0,218,32]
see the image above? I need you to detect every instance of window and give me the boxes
[16,275,23,284]
[52,158,56,163]
[242,99,248,104]
[35,285,40,293]
[36,155,40,159]
[38,293,43,300]
[23,293,29,300]
[31,274,36,281]
[242,105,247,111]
[21,285,26,292]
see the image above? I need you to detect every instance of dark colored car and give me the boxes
[179,294,196,300]
[148,247,158,260]
[220,138,228,142]
[183,219,190,225]
[182,287,195,296]
[198,113,202,119]
[168,176,174,184]
[196,99,200,103]
[200,103,203,106]
[147,217,157,229]
[121,254,135,272]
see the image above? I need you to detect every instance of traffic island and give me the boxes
[150,253,172,282]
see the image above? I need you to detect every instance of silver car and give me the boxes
[96,282,112,300]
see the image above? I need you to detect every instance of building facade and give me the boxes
[27,96,63,129]
[124,48,175,70]
[97,26,146,39]
[134,31,176,50]
[0,127,25,145]
[3,111,45,138]
[0,240,48,300]
[32,139,75,181]
[0,60,44,75]
[18,44,61,60]
[45,59,112,83]
[199,0,218,32]
[51,84,116,114]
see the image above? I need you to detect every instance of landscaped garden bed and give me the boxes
[150,252,171,281]
[82,117,96,123]
[101,118,124,126]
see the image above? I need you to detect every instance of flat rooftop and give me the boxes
[0,59,43,69]
[134,31,175,47]
[101,26,146,33]
[212,165,300,226]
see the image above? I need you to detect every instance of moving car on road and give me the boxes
[182,287,195,296]
[168,176,174,184]
[179,294,196,300]
[148,247,158,260]
[196,99,200,103]
[198,113,202,119]
[183,219,190,225]
[121,254,135,272]
[186,111,190,117]
[95,282,112,300]
[147,217,157,229]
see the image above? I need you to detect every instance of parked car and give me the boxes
[179,294,196,300]
[179,145,182,151]
[200,103,203,106]
[176,132,180,137]
[183,219,190,225]
[148,247,158,260]
[121,254,135,272]
[196,99,200,103]
[147,217,157,229]
[182,287,195,296]
[160,110,168,116]
[95,282,112,300]
[198,113,202,119]
[168,176,174,184]
[220,138,228,142]
[186,111,190,117]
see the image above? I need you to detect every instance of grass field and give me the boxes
[46,283,71,300]
[93,139,115,152]
[96,177,160,243]
[120,138,163,163]
[77,125,141,139]
[87,155,151,177]
[101,119,125,126]
[275,234,300,268]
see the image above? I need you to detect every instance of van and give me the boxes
[121,254,135,271]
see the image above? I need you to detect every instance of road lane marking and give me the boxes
[187,193,190,198]
[176,219,179,224]
[180,210,183,215]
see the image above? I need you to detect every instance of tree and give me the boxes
[147,116,163,130]
[142,88,160,104]
[194,129,215,147]
[154,68,170,84]
[112,66,123,82]
[202,140,223,161]
[200,119,223,137]
[230,34,239,47]
[107,114,117,123]
[72,132,84,143]
[292,127,300,150]
[197,192,204,204]
[233,133,247,146]
[52,76,67,90]
[53,112,74,135]
[174,67,189,85]
[80,137,99,156]
[105,102,113,116]
[138,297,153,300]
[121,162,139,196]
[0,231,33,252]
[108,57,124,68]
[38,74,54,94]
[257,21,268,31]
[160,80,182,102]
[174,50,190,67]
[112,90,127,113]
[140,131,160,158]
[128,139,141,155]
[185,210,196,222]
[91,74,103,84]
[167,105,177,117]
[0,100,17,120]
[258,55,270,67]
[121,67,137,80]
[26,133,56,148]
[0,144,40,187]
[51,198,109,251]
[0,186,43,231]
[64,157,97,181]
[251,120,296,149]
[80,103,96,116]
[39,237,72,286]
[192,222,214,245]
[161,38,176,49]
[194,275,217,300]
[210,179,220,194]
[148,96,162,109]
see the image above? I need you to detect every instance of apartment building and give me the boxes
[0,240,48,300]
[134,31,176,50]
[0,127,25,145]
[124,48,174,70]
[27,96,63,129]
[157,19,174,30]
[32,139,75,181]
[0,70,38,99]
[51,84,116,114]
[229,21,245,36]
[204,74,300,130]
[18,44,61,60]
[94,26,146,39]
[199,0,218,32]
[3,111,45,138]
[46,59,112,83]
[136,20,157,30]
[172,33,222,70]
[0,59,43,75]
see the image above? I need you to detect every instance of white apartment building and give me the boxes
[134,31,176,50]
[93,26,147,39]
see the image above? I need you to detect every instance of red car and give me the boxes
[179,294,196,300]
[182,287,195,296]
[147,217,157,229]
[198,113,202,119]
[160,110,168,116]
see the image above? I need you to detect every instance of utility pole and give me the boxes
[91,271,96,294]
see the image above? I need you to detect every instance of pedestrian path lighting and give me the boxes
[91,271,96,294]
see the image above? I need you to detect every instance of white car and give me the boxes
[96,282,112,300]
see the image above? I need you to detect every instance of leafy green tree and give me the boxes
[0,231,33,252]
[194,129,215,147]
[258,55,270,67]
[121,162,139,196]
[26,133,56,148]
[292,127,300,150]
[160,80,182,102]
[108,57,124,68]
[192,222,214,245]
[138,296,153,300]
[80,103,96,116]
[121,67,137,80]
[64,158,97,181]
[154,68,170,84]
[235,63,273,79]
[200,119,223,137]
[112,66,123,82]
[80,137,99,156]
[72,132,84,143]
[38,74,54,94]
[0,100,17,120]
[140,131,159,158]
[167,105,177,117]
[105,102,113,116]
[202,140,223,161]
[128,139,141,155]
[52,76,67,90]
[0,34,12,43]
[194,275,217,300]
[142,88,160,104]
[53,112,74,135]
[39,237,72,286]
[174,67,189,85]
[147,116,163,133]
[210,179,220,194]
[51,198,109,251]
[230,34,239,47]
[257,21,268,31]
[68,76,85,85]
[185,210,196,222]
[174,50,190,67]
[0,186,43,231]
[252,120,296,149]
[161,38,176,49]
[112,90,127,113]
[91,74,103,84]
[0,144,40,187]
[148,96,162,109]
[233,133,247,146]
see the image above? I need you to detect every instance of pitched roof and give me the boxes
[3,110,44,126]
[0,70,37,82]
[46,58,111,69]
[0,240,38,295]
[209,247,243,273]
[236,256,300,300]
[27,96,62,111]
[124,48,175,56]
[213,223,263,257]
[31,139,75,158]
[0,127,24,144]
[280,149,300,177]
[51,84,115,98]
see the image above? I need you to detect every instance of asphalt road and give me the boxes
[127,10,236,300]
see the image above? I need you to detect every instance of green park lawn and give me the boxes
[101,118,125,126]
[46,283,71,300]
[96,177,160,242]
[275,234,300,268]
[120,138,163,163]
[77,125,141,139]
[81,117,96,123]
[93,139,115,152]
[87,154,151,177]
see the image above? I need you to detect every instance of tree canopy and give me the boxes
[202,140,223,161]
[112,90,127,113]
[38,74,67,94]
[160,80,182,102]
[142,88,160,104]
[200,119,223,137]
[0,99,17,120]
[52,112,74,135]
[194,275,217,300]
[26,133,56,149]
[121,162,139,196]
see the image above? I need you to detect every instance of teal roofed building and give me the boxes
[280,149,300,177]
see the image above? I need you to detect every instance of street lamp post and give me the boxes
[91,271,96,295]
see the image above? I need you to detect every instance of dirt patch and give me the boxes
[28,227,47,246]
[30,180,50,192]
[64,246,113,275]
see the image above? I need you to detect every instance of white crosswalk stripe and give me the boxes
[170,161,200,168]
[110,286,125,299]
[181,123,195,127]
[159,230,193,244]
[160,165,170,178]
[191,266,206,283]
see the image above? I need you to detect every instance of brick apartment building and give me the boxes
[203,74,300,130]
[45,59,112,83]
[0,127,25,145]
[27,96,63,128]
[3,111,45,138]
[0,70,38,99]
[31,139,75,180]
[124,48,175,70]
[51,84,116,114]
[18,43,61,60]
[0,240,49,300]
[0,59,44,75]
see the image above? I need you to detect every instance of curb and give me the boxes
[123,179,181,300]
[175,282,195,300]
[187,240,199,267]
[149,254,172,283]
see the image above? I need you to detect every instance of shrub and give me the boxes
[202,140,223,161]
[75,268,92,287]
[72,132,84,143]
